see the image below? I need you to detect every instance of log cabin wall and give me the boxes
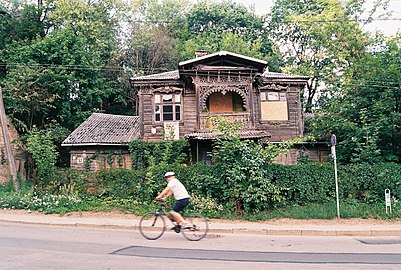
[139,84,198,141]
[253,83,304,141]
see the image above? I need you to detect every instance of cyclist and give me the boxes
[155,171,190,233]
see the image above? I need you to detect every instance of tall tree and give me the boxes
[309,34,401,163]
[1,0,132,133]
[177,0,282,70]
[121,0,189,76]
[268,0,379,112]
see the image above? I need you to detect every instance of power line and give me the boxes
[3,62,401,90]
[3,62,174,73]
[287,18,401,23]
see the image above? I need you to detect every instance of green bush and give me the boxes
[129,140,190,169]
[267,163,335,205]
[268,162,401,206]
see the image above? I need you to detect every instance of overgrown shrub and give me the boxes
[269,162,401,206]
[129,140,190,169]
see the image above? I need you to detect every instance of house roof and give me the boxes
[179,51,268,67]
[62,113,140,146]
[130,70,180,81]
[130,51,271,83]
[130,69,309,83]
[184,130,271,140]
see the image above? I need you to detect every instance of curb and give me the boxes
[1,218,401,236]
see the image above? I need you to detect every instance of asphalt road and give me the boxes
[1,222,401,270]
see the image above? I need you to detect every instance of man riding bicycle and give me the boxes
[155,171,190,233]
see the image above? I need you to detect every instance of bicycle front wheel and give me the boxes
[182,213,208,241]
[139,212,166,240]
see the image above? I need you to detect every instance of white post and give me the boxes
[331,134,340,218]
[385,189,392,214]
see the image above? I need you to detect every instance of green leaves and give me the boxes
[310,35,401,163]
[26,127,59,185]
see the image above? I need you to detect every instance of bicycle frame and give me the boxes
[155,201,176,225]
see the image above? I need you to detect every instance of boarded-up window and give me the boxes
[207,92,245,113]
[260,92,288,121]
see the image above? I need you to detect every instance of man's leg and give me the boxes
[170,210,185,225]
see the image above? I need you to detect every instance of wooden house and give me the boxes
[62,113,140,171]
[131,51,327,163]
[63,51,329,170]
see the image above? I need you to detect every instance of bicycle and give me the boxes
[139,200,208,241]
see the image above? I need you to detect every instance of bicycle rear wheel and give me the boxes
[182,213,208,241]
[139,212,166,240]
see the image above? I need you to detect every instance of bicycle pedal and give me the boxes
[174,225,181,233]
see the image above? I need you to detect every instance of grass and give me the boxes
[229,201,401,221]
[1,181,400,220]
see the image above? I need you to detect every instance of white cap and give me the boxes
[164,172,175,177]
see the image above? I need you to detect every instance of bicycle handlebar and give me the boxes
[155,199,169,207]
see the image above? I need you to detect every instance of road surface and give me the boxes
[1,222,400,270]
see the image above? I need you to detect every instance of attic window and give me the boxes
[155,93,181,122]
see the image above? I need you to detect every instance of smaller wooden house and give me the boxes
[61,113,140,171]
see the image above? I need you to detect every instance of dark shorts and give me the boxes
[172,198,190,212]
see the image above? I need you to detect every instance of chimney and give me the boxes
[195,50,209,58]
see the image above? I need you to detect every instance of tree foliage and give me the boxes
[175,0,282,70]
[269,0,374,112]
[1,0,132,132]
[310,35,401,163]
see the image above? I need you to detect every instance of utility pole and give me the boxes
[0,87,20,191]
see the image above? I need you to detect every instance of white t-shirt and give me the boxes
[167,178,190,200]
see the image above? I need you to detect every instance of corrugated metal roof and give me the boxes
[62,113,140,146]
[184,130,271,140]
[131,70,179,81]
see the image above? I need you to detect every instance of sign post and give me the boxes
[385,189,392,214]
[331,134,340,218]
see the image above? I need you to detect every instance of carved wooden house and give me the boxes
[63,51,328,170]
[131,51,327,163]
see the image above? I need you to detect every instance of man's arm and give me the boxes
[156,187,172,200]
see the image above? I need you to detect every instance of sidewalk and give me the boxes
[1,209,401,236]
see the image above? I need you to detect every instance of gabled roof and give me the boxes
[129,51,309,84]
[179,51,267,73]
[179,51,267,66]
[62,113,140,146]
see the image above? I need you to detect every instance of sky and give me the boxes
[231,0,401,36]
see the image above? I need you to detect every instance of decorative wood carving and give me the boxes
[259,83,290,91]
[153,86,183,93]
[194,75,252,111]
[139,86,183,95]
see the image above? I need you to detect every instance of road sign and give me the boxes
[331,134,336,146]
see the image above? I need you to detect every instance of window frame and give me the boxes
[154,92,182,123]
